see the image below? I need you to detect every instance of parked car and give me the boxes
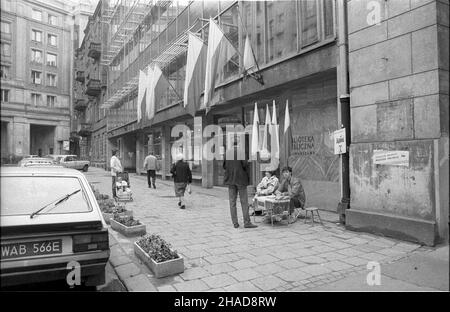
[0,167,109,288]
[45,154,67,164]
[60,155,90,172]
[18,157,57,167]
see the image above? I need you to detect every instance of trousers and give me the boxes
[147,170,156,187]
[228,185,251,226]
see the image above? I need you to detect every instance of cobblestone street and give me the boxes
[85,168,448,292]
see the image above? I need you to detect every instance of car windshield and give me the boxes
[0,176,92,216]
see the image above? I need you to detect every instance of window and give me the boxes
[32,9,42,21]
[1,21,11,34]
[1,89,9,102]
[31,93,41,106]
[31,49,43,63]
[31,70,42,84]
[266,1,296,62]
[47,34,57,46]
[46,53,57,67]
[47,95,56,107]
[1,42,11,56]
[31,29,42,42]
[2,0,11,11]
[48,14,57,26]
[0,65,10,79]
[47,73,57,87]
[300,0,319,47]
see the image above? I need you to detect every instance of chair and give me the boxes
[304,207,323,225]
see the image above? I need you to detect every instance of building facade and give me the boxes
[73,0,448,245]
[0,0,96,162]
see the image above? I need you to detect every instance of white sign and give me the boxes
[334,128,346,155]
[373,150,409,167]
[63,140,70,151]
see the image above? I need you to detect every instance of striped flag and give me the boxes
[251,102,259,160]
[203,18,238,112]
[270,100,280,168]
[260,104,271,162]
[183,33,207,117]
[137,69,147,122]
[145,65,155,120]
[148,64,170,121]
[284,99,291,167]
[243,35,257,73]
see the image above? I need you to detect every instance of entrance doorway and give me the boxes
[30,124,55,156]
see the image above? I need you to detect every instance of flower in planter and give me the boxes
[113,214,141,227]
[136,234,179,263]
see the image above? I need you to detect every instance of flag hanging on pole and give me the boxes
[184,33,207,117]
[203,18,238,112]
[260,104,271,162]
[137,69,147,122]
[149,64,171,121]
[145,65,155,120]
[270,100,280,168]
[251,102,259,160]
[284,99,291,167]
[243,35,257,73]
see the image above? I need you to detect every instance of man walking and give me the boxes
[170,153,192,209]
[144,151,159,189]
[110,150,123,199]
[223,144,257,229]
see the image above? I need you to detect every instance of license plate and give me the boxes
[1,239,63,260]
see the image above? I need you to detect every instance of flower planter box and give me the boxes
[102,210,133,224]
[134,242,184,278]
[110,218,146,236]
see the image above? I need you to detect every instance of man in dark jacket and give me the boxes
[275,166,306,213]
[223,146,257,229]
[170,153,192,209]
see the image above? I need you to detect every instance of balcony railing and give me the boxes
[88,42,101,60]
[75,70,85,83]
[74,98,88,111]
[85,78,101,96]
[77,122,92,137]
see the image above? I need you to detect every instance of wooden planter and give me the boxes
[102,210,133,224]
[110,218,146,237]
[134,242,184,278]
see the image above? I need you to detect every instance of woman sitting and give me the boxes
[252,167,279,215]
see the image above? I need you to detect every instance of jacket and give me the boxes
[257,176,279,195]
[277,176,306,207]
[170,160,192,183]
[223,158,250,187]
[144,155,159,170]
[110,156,122,177]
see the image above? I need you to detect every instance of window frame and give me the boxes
[47,33,57,47]
[31,29,43,43]
[46,73,57,87]
[46,52,57,67]
[1,89,10,102]
[31,48,43,64]
[48,14,58,26]
[1,42,11,56]
[46,95,56,107]
[32,9,42,21]
[31,70,42,85]
[31,93,42,106]
[1,21,11,34]
[0,65,10,79]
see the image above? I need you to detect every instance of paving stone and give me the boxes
[203,263,236,275]
[252,263,286,276]
[298,264,332,276]
[115,263,141,280]
[275,269,312,282]
[320,252,348,261]
[173,279,211,292]
[252,254,280,265]
[276,259,308,269]
[293,248,317,257]
[229,268,262,282]
[322,261,354,271]
[202,274,238,288]
[230,259,258,270]
[180,267,211,281]
[250,276,286,291]
[340,257,369,266]
[345,237,370,245]
[271,250,298,260]
[110,255,132,267]
[124,274,157,292]
[289,285,307,291]
[359,252,390,262]
[157,285,177,292]
[224,281,262,292]
[301,256,327,264]
[336,248,365,257]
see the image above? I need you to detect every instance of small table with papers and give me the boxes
[253,195,292,226]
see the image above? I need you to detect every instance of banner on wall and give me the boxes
[373,150,410,167]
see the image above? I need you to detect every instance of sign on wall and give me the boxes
[333,128,346,155]
[373,150,409,167]
[63,140,70,151]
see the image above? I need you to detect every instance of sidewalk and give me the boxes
[85,168,448,292]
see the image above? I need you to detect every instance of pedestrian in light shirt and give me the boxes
[110,150,123,199]
[144,152,160,189]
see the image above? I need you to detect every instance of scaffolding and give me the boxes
[100,1,199,109]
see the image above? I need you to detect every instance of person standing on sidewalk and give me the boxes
[143,152,159,189]
[170,153,192,209]
[110,150,123,199]
[223,144,257,229]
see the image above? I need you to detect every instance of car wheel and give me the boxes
[83,165,89,172]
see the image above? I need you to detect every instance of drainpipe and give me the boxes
[336,0,351,224]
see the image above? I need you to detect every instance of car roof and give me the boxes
[1,166,85,177]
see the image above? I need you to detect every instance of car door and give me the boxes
[72,156,81,170]
[64,156,75,169]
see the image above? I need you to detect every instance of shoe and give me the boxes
[244,223,258,228]
[148,185,151,188]
[233,224,239,228]
[178,201,181,206]
[180,205,186,209]
[153,185,156,189]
